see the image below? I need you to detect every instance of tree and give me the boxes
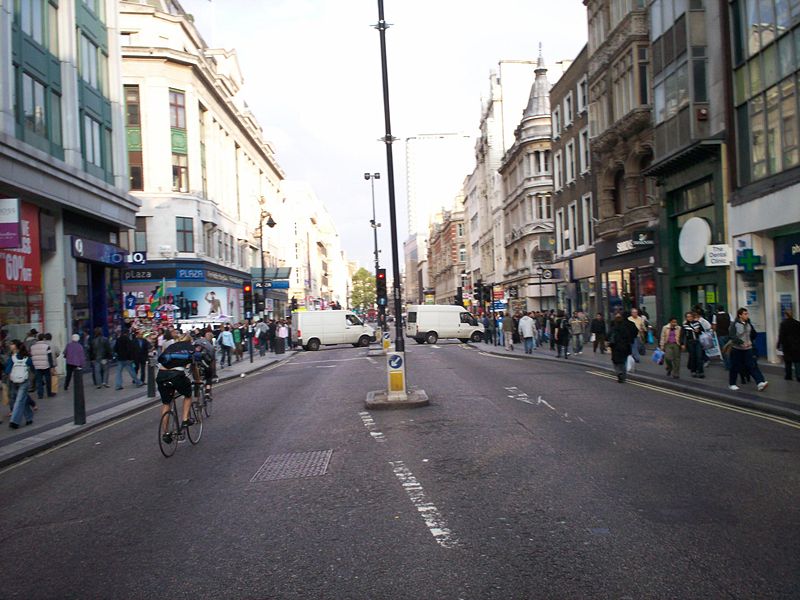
[350,267,376,312]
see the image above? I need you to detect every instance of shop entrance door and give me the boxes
[775,264,798,326]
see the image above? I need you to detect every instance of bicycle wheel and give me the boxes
[186,401,203,444]
[202,388,212,418]
[158,409,179,457]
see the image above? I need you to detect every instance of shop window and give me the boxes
[83,115,102,167]
[125,85,140,126]
[22,73,46,137]
[134,217,147,252]
[172,154,188,192]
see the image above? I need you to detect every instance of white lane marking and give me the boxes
[315,365,336,369]
[359,411,386,442]
[479,352,521,361]
[366,357,376,364]
[389,460,458,549]
[432,345,441,349]
[504,388,572,421]
[289,357,370,365]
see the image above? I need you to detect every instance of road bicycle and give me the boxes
[192,364,213,418]
[158,373,204,458]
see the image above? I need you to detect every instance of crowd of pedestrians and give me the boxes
[1,316,294,430]
[479,304,799,390]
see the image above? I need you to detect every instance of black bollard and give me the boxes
[73,367,86,425]
[249,328,254,363]
[147,363,156,398]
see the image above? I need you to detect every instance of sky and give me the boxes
[181,0,588,270]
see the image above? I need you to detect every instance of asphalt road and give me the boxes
[2,342,800,599]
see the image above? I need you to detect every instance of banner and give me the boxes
[0,198,21,249]
[0,202,40,289]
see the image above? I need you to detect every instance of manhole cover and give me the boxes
[250,450,333,482]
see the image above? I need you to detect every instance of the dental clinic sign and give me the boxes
[0,199,21,249]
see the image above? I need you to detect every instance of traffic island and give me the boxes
[365,388,429,410]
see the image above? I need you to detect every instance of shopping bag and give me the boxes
[699,331,714,350]
[626,355,636,373]
[51,371,59,393]
[705,333,721,358]
[590,333,596,342]
[646,330,655,345]
[651,348,665,364]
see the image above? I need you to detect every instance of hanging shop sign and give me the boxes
[0,202,40,288]
[0,198,21,249]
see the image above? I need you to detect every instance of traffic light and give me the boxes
[189,301,198,316]
[475,280,483,305]
[376,268,387,306]
[243,282,253,312]
[291,297,298,311]
[484,284,493,304]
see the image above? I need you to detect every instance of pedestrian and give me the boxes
[217,325,234,367]
[777,309,800,382]
[485,314,495,345]
[659,317,683,379]
[713,305,733,370]
[113,329,143,390]
[268,319,277,353]
[628,308,646,362]
[548,311,557,351]
[590,313,607,353]
[570,311,585,355]
[30,334,56,399]
[134,330,150,382]
[256,319,268,356]
[496,312,505,347]
[502,312,515,351]
[681,312,705,378]
[608,314,636,383]
[511,313,521,346]
[233,324,243,361]
[90,327,112,389]
[554,310,571,358]
[277,320,289,353]
[5,340,34,428]
[63,334,86,391]
[518,311,537,354]
[728,307,769,391]
[23,329,37,352]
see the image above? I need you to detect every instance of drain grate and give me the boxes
[250,450,333,482]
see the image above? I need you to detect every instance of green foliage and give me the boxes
[350,267,376,312]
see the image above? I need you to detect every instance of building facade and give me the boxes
[498,49,557,313]
[586,0,660,323]
[427,209,467,305]
[727,0,800,361]
[0,0,139,351]
[118,0,286,322]
[550,45,598,317]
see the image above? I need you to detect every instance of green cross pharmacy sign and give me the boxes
[736,248,763,272]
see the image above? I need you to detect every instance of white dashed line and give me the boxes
[359,411,386,443]
[389,460,458,549]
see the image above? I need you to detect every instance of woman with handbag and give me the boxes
[659,317,683,379]
[608,314,636,383]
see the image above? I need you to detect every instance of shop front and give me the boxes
[596,232,659,325]
[0,201,43,339]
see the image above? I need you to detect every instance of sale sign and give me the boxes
[0,202,41,289]
[0,198,21,248]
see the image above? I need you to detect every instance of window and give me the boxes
[172,154,188,192]
[536,195,552,220]
[565,140,576,183]
[553,151,563,190]
[564,92,574,127]
[577,76,589,113]
[79,33,106,93]
[612,50,635,121]
[655,60,690,123]
[83,115,102,167]
[555,208,565,255]
[567,202,578,251]
[169,90,186,129]
[579,128,591,173]
[81,0,106,22]
[134,217,147,252]
[199,104,208,198]
[129,151,143,190]
[176,217,194,253]
[552,106,561,137]
[582,193,594,247]
[124,86,140,126]
[22,73,46,137]
[459,244,467,262]
[50,92,61,145]
[457,223,464,237]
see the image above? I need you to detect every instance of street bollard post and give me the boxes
[73,367,86,425]
[147,363,156,398]
[249,326,254,363]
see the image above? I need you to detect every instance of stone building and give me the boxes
[427,209,467,306]
[586,0,659,323]
[550,45,598,317]
[498,49,557,313]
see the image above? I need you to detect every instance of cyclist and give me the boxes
[156,333,203,433]
[193,330,216,400]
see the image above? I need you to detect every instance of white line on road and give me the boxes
[315,365,336,369]
[358,411,386,442]
[366,357,376,364]
[389,460,458,549]
[479,352,521,361]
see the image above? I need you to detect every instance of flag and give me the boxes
[149,278,166,311]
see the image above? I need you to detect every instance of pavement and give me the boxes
[468,335,800,421]
[0,347,297,467]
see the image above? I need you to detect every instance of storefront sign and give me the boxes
[736,248,763,272]
[0,198,21,249]
[124,268,175,281]
[71,237,143,266]
[0,202,40,289]
[774,234,800,266]
[206,269,245,286]
[177,268,205,280]
[704,244,732,267]
[616,231,655,254]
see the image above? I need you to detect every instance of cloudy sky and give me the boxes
[181,0,588,269]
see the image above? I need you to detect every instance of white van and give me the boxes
[292,310,376,351]
[405,304,484,344]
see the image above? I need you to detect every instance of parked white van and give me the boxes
[292,310,376,351]
[405,304,484,344]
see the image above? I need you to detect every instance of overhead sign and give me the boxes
[254,280,290,289]
[705,244,732,267]
[0,198,21,249]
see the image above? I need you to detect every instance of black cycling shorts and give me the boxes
[156,370,193,405]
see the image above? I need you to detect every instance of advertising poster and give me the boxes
[167,287,241,320]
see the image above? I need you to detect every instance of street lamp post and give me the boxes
[364,172,385,330]
[258,208,277,318]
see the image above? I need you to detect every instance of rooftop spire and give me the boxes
[524,43,550,119]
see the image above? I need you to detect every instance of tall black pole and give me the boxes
[260,215,265,317]
[376,0,403,352]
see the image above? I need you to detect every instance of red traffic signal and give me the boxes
[243,283,252,293]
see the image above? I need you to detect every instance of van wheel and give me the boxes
[357,335,371,347]
[307,338,321,351]
[414,338,425,344]
[471,331,483,342]
[425,332,438,344]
